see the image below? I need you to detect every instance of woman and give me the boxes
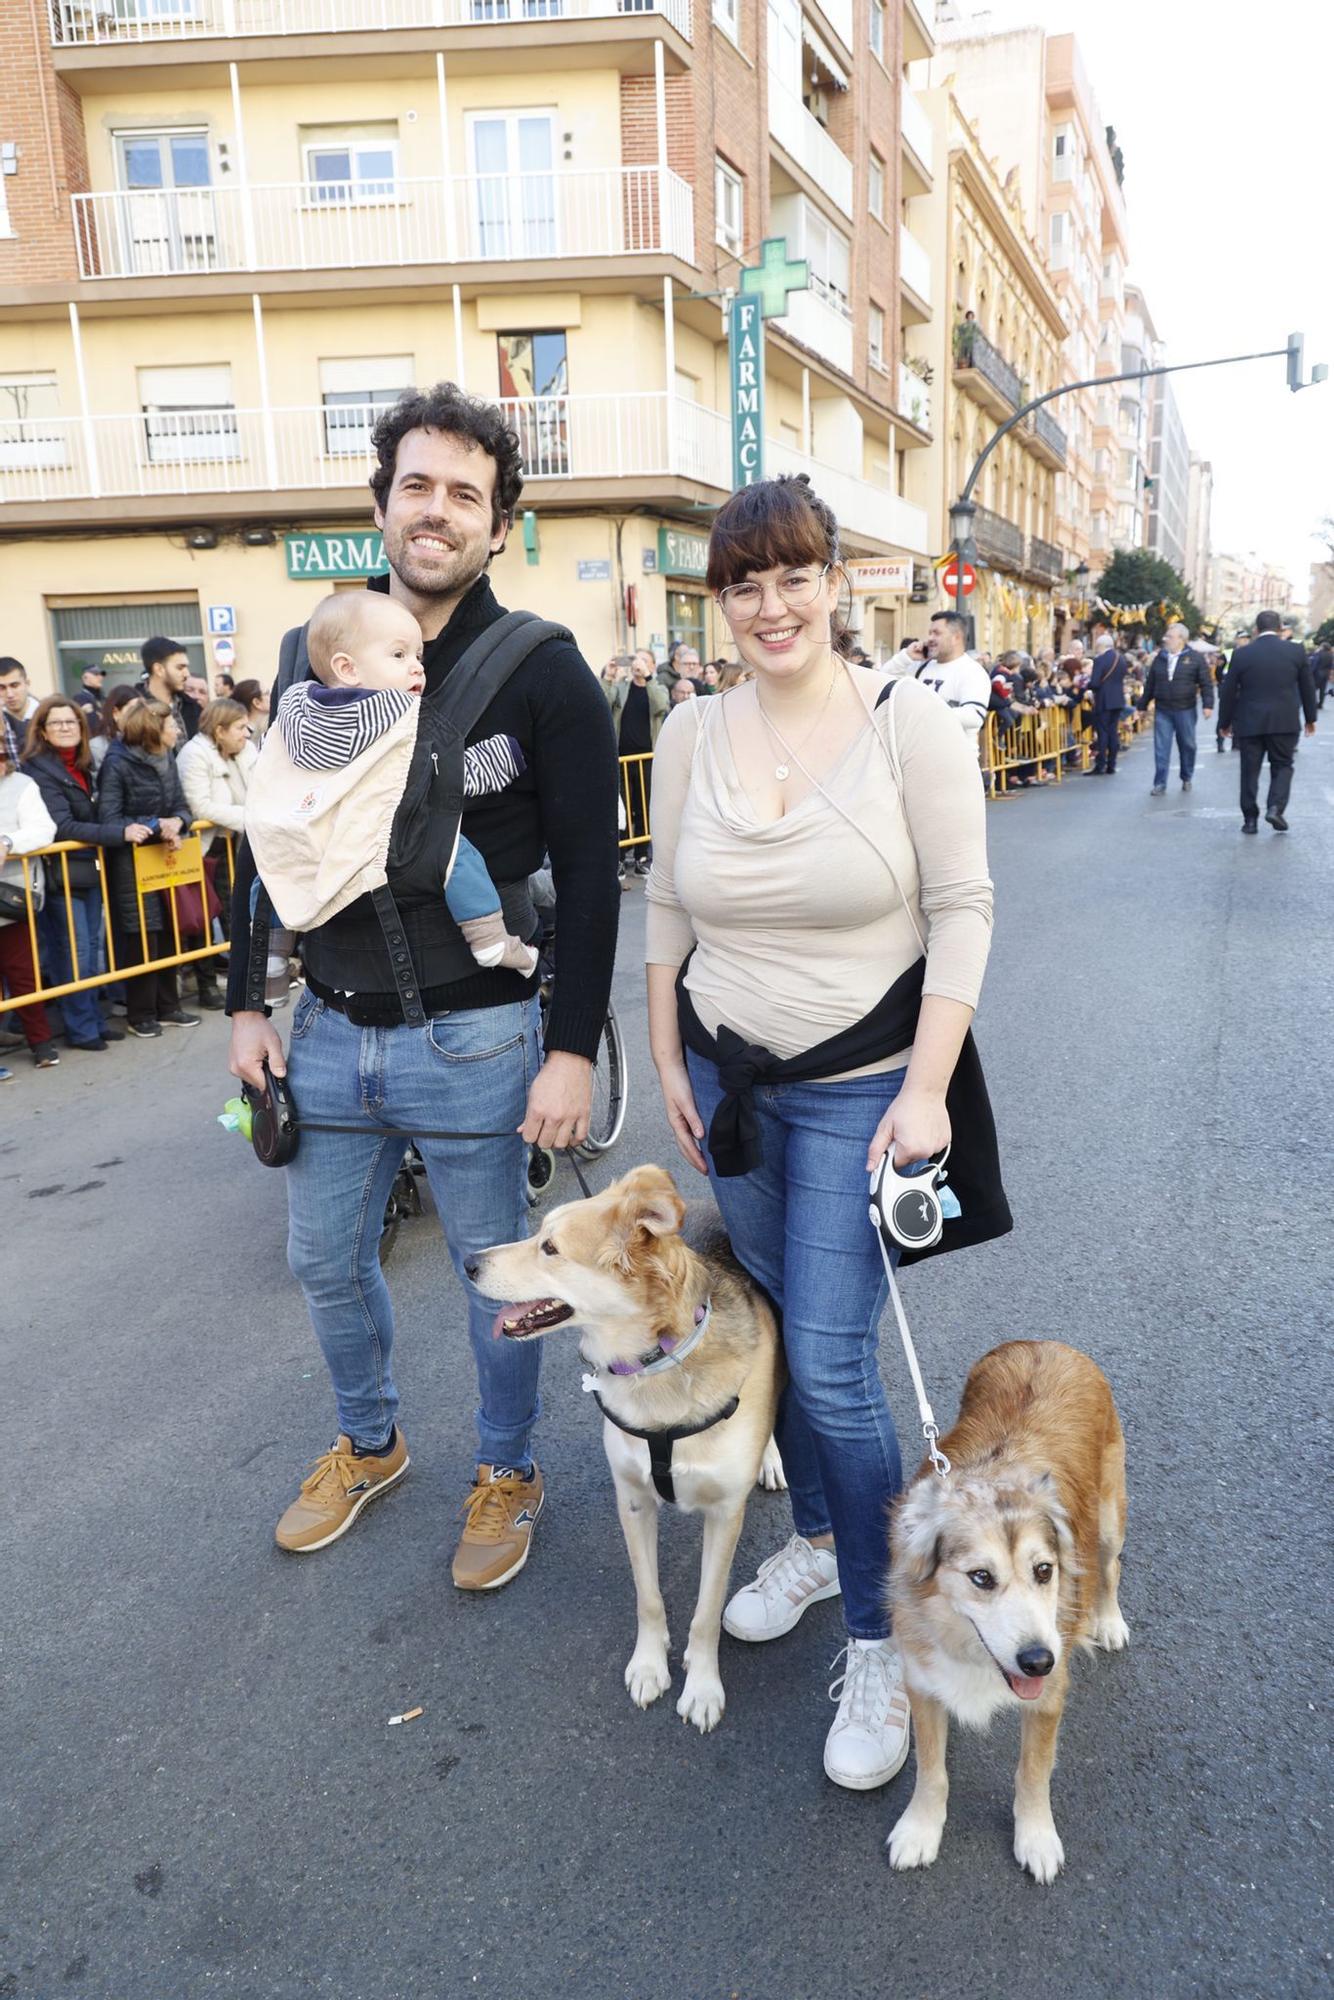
[22,695,149,1052]
[98,699,199,1039]
[645,475,1008,1789]
[0,733,61,1070]
[90,684,139,774]
[230,679,270,740]
[178,697,257,1006]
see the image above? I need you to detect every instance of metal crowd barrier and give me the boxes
[1,824,236,1010]
[618,752,653,855]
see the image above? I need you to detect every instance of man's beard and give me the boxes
[384,515,492,600]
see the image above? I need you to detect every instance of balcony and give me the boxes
[898,223,930,316]
[71,166,695,281]
[50,0,692,43]
[0,393,926,551]
[772,283,853,375]
[897,362,930,432]
[952,325,1020,420]
[972,503,1024,572]
[899,84,932,187]
[1025,534,1063,582]
[767,77,854,219]
[810,0,852,48]
[1022,402,1067,470]
[767,437,927,554]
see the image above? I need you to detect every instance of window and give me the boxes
[138,363,237,464]
[498,331,569,475]
[868,152,885,222]
[469,111,556,258]
[0,374,65,471]
[668,589,707,658]
[319,356,413,456]
[1052,123,1073,183]
[304,134,398,204]
[715,156,744,258]
[1049,209,1069,269]
[113,128,216,274]
[868,302,886,372]
[869,0,885,61]
[712,0,738,36]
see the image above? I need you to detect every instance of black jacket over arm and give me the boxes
[226,574,620,1060]
[1218,635,1317,735]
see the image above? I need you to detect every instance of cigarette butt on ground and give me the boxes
[388,1706,424,1726]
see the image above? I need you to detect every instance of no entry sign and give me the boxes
[940,561,978,597]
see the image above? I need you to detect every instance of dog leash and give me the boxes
[871,1223,951,1482]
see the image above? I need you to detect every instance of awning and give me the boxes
[802,16,849,90]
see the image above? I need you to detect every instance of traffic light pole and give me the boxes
[949,341,1318,640]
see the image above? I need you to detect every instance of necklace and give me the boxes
[755,661,840,781]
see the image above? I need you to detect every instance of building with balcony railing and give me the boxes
[0,0,938,687]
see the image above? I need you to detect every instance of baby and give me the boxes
[253,591,537,1002]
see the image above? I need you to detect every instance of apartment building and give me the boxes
[1184,452,1213,611]
[930,23,1129,583]
[0,0,934,693]
[1145,362,1189,581]
[905,90,1065,654]
[1210,551,1292,632]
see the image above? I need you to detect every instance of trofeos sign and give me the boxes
[658,526,709,578]
[285,532,388,580]
[846,559,913,596]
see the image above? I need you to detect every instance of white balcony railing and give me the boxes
[51,0,691,44]
[72,166,694,280]
[1,396,928,552]
[899,83,932,174]
[773,284,853,374]
[897,362,930,431]
[766,76,854,218]
[899,221,931,304]
[767,437,928,554]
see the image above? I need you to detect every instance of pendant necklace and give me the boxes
[756,661,840,781]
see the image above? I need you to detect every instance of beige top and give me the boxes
[644,668,993,1072]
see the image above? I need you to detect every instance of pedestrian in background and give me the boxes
[1219,611,1318,833]
[230,679,271,741]
[0,734,61,1070]
[0,658,39,764]
[73,664,106,715]
[1136,620,1213,794]
[178,696,257,1010]
[90,685,138,773]
[214,671,236,699]
[137,637,201,744]
[1086,615,1128,776]
[99,698,199,1037]
[1310,642,1332,711]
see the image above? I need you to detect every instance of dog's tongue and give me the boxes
[1009,1673,1047,1702]
[492,1300,548,1341]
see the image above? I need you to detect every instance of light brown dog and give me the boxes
[887,1340,1129,1883]
[468,1166,782,1732]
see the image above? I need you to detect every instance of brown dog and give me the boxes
[887,1340,1129,1882]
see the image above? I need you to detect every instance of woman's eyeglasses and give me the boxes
[717,564,831,619]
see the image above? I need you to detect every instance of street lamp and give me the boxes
[1074,559,1089,624]
[948,496,977,646]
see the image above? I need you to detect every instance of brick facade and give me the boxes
[0,0,85,285]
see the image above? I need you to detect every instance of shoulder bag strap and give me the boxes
[431,611,574,739]
[272,623,311,708]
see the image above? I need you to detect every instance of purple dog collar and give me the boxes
[605,1298,712,1378]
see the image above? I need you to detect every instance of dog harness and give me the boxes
[591,1390,741,1507]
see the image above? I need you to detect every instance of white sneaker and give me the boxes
[823,1638,912,1790]
[722,1534,841,1642]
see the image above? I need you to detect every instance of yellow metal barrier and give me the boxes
[618,752,653,854]
[980,707,1088,797]
[1,824,236,1010]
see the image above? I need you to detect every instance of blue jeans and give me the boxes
[41,886,107,1046]
[687,1052,906,1640]
[444,834,503,924]
[284,989,543,1466]
[1153,706,1198,786]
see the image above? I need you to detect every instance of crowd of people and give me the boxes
[0,643,268,1081]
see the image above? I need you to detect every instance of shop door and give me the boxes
[50,601,204,698]
[667,589,707,659]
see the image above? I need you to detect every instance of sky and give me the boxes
[943,0,1334,600]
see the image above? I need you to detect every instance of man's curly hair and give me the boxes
[368,383,525,536]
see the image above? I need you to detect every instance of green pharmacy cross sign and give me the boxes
[729,238,809,491]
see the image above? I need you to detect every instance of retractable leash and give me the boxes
[869,1150,952,1481]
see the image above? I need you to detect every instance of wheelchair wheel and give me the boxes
[576,1001,627,1157]
[527,1143,556,1205]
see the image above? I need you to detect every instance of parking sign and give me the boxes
[207,605,237,635]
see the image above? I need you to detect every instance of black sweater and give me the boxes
[225,574,621,1060]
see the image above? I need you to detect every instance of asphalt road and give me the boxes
[3,721,1331,2000]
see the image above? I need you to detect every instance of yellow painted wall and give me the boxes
[81,87,236,194]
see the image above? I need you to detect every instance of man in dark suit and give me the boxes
[1218,611,1318,832]
[1135,620,1214,793]
[1086,615,1127,774]
[1311,643,1332,711]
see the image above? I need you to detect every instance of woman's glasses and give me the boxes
[717,564,831,620]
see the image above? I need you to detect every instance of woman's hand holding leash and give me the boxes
[868,1085,951,1174]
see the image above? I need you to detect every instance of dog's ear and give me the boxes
[892,1484,946,1585]
[615,1165,685,1240]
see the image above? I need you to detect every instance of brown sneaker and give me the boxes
[274,1430,409,1553]
[451,1463,544,1590]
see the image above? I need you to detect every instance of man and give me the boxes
[214,671,236,698]
[605,647,667,876]
[137,637,201,743]
[227,382,620,1579]
[1219,610,1317,833]
[0,658,39,762]
[670,677,697,705]
[1086,616,1128,775]
[184,672,210,709]
[887,611,991,743]
[1310,641,1332,711]
[73,664,106,715]
[1135,620,1213,794]
[672,644,702,691]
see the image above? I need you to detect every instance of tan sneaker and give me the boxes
[451,1463,544,1590]
[275,1430,409,1553]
